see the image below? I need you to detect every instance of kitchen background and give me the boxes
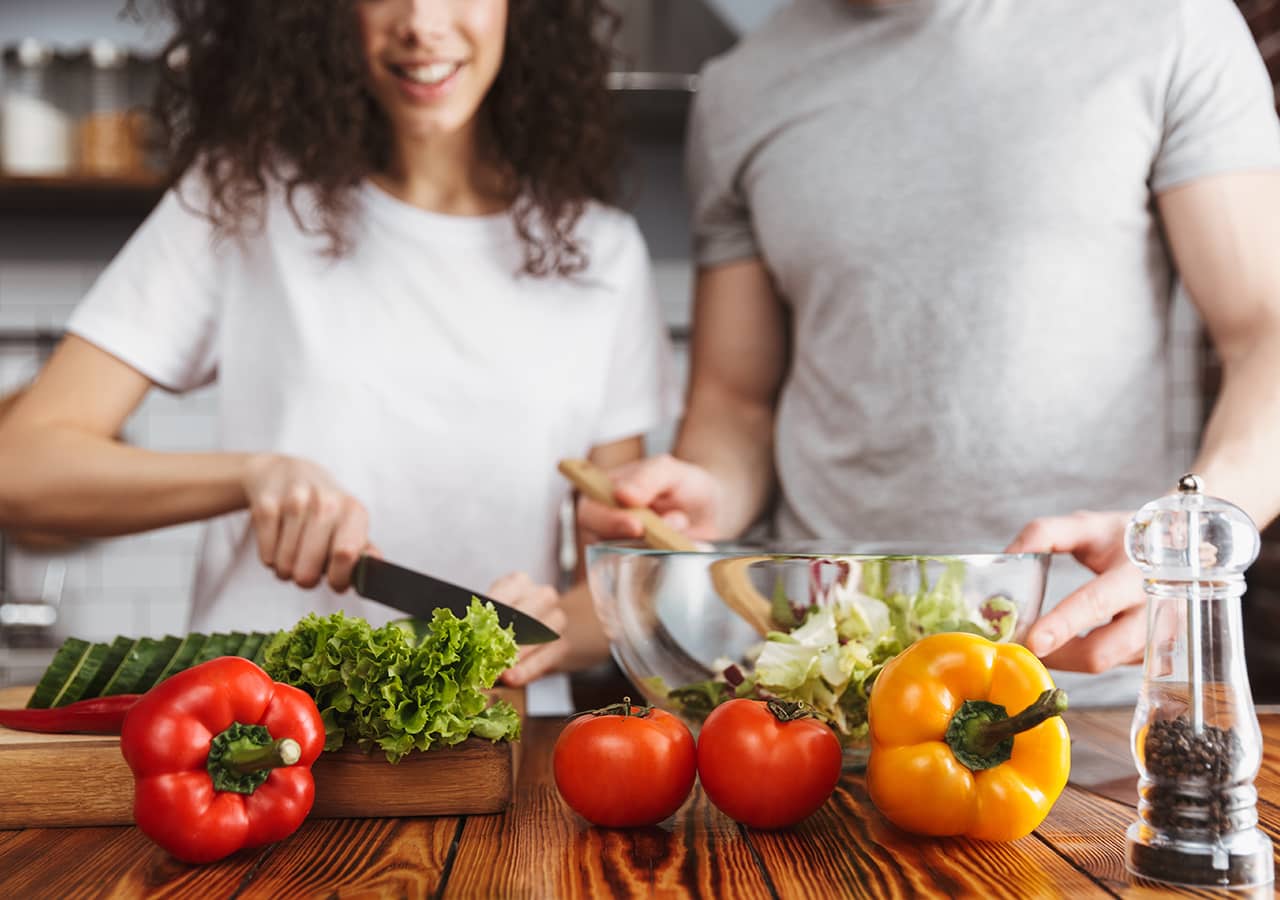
[0,1,1275,696]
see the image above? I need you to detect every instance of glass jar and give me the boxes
[1124,474,1274,888]
[1,38,74,176]
[127,50,163,175]
[75,39,144,177]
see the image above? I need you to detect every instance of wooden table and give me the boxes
[1,709,1276,898]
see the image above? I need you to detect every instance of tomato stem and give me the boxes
[765,699,813,722]
[571,696,653,720]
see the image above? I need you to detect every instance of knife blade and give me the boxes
[352,555,560,644]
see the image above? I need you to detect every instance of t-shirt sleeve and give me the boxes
[593,217,682,447]
[686,65,760,268]
[65,176,224,392]
[1151,0,1280,193]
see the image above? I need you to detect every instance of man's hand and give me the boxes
[575,453,723,543]
[1005,510,1146,673]
[491,574,606,687]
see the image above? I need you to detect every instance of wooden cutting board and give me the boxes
[0,684,524,829]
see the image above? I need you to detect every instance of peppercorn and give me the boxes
[1142,715,1243,838]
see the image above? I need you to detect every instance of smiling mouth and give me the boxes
[389,61,462,86]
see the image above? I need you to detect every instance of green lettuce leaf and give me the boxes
[262,599,520,762]
[753,607,874,738]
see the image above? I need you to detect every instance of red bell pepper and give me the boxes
[0,694,139,734]
[120,656,325,864]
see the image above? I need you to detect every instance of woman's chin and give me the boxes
[388,108,478,145]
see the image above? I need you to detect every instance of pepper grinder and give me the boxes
[1124,474,1273,888]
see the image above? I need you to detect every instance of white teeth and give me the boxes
[402,62,458,85]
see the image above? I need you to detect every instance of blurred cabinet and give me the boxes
[1237,0,1280,110]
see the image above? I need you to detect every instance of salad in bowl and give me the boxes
[584,542,1050,762]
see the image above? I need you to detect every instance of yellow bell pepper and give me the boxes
[866,632,1070,842]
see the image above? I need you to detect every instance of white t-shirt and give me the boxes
[68,176,677,712]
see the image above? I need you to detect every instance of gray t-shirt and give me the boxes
[687,0,1280,702]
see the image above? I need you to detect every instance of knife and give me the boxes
[352,555,560,644]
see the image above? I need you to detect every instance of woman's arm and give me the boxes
[0,335,248,534]
[0,335,371,590]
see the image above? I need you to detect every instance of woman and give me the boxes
[0,0,674,710]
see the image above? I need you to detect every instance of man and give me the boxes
[571,0,1280,703]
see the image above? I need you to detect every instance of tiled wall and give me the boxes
[0,221,220,652]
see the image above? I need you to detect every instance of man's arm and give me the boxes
[1163,170,1280,526]
[673,258,789,538]
[1014,170,1280,672]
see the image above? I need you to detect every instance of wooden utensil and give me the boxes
[557,458,698,551]
[707,556,777,637]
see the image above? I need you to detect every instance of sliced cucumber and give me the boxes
[193,632,233,665]
[100,637,161,696]
[135,635,183,691]
[24,629,288,710]
[153,633,207,685]
[27,638,94,708]
[82,636,136,699]
[48,642,113,707]
[252,632,280,667]
[237,632,266,662]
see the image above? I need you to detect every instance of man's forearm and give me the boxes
[1191,324,1280,528]
[674,393,776,539]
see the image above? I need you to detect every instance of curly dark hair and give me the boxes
[129,0,621,277]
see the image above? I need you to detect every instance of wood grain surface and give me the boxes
[2,709,1276,898]
[443,716,773,899]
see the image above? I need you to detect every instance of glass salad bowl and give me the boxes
[584,541,1050,766]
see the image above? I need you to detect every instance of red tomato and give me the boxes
[696,698,842,829]
[553,700,696,827]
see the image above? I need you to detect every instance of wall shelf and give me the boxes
[0,173,167,217]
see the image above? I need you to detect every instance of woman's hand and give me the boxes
[575,454,723,543]
[489,574,608,687]
[241,453,370,592]
[1005,510,1146,673]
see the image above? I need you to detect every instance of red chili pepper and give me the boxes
[120,656,325,864]
[0,694,140,734]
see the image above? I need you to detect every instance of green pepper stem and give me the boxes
[222,737,302,774]
[207,722,302,794]
[945,689,1069,771]
[974,688,1068,752]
